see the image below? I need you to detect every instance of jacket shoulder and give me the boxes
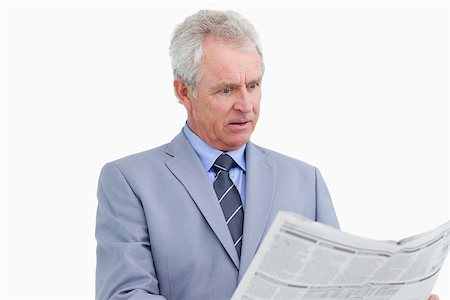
[102,143,170,173]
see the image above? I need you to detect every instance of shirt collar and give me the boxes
[182,123,246,172]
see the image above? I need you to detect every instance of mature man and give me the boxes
[95,10,439,300]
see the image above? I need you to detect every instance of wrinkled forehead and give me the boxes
[198,45,262,92]
[200,36,262,79]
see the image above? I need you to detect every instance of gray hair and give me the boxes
[169,10,264,97]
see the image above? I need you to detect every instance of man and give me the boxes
[95,10,439,300]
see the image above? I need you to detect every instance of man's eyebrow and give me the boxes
[211,81,240,91]
[247,76,263,84]
[211,76,263,91]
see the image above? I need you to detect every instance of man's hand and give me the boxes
[429,295,439,300]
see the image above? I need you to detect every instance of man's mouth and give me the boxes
[228,120,252,130]
[229,118,251,125]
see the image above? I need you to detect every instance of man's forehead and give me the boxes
[215,68,262,82]
[198,37,262,86]
[202,37,259,62]
[205,65,262,88]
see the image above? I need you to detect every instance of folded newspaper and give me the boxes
[232,212,449,300]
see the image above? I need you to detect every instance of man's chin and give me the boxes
[220,135,251,151]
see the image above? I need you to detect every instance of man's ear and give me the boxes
[174,77,193,112]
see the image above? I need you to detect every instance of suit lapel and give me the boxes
[164,132,240,269]
[239,142,277,280]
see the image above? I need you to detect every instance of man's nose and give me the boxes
[233,89,253,113]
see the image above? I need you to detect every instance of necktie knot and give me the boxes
[213,154,236,172]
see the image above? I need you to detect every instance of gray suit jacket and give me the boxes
[96,131,339,300]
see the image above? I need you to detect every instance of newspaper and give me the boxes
[232,212,450,300]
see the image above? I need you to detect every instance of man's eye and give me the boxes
[222,87,232,94]
[249,82,259,89]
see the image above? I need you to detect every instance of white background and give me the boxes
[1,1,448,299]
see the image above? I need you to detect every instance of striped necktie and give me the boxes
[212,154,244,258]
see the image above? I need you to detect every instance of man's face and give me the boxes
[183,37,262,151]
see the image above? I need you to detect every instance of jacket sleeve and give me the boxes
[95,162,167,300]
[314,167,340,229]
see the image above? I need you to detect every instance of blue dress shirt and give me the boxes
[183,124,247,206]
